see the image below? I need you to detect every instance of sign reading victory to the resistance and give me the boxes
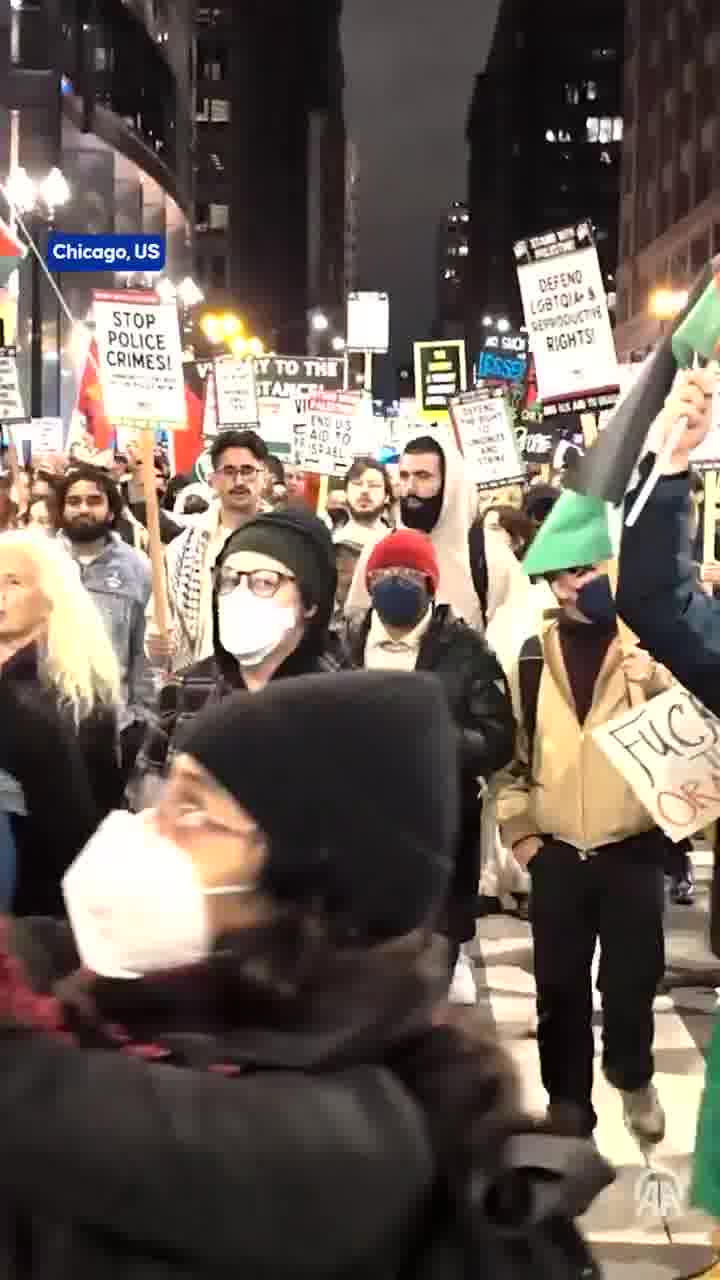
[451,389,526,489]
[93,290,186,428]
[253,354,345,400]
[515,223,619,408]
[0,346,25,423]
[214,355,259,428]
[297,392,359,476]
[593,687,720,842]
[414,340,467,420]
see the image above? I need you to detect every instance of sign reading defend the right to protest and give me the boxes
[93,290,186,428]
[515,223,619,407]
[593,687,720,842]
[451,389,526,489]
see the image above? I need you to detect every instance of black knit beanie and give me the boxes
[179,671,458,942]
[215,508,337,629]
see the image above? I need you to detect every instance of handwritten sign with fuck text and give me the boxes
[593,687,720,842]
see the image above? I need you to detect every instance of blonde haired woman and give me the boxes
[0,530,122,915]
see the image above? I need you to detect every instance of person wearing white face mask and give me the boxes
[130,508,345,807]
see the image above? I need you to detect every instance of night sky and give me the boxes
[342,0,501,369]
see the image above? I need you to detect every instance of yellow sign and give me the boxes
[413,339,467,420]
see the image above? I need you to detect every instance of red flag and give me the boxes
[74,341,114,451]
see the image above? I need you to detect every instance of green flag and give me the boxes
[671,273,720,367]
[522,490,619,577]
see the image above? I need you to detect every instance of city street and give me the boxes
[472,847,720,1280]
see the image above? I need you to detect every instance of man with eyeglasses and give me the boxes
[132,507,344,805]
[146,431,270,672]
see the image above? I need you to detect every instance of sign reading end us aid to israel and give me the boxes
[515,223,619,407]
[593,687,720,842]
[93,290,186,429]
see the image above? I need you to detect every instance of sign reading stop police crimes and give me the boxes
[214,355,259,428]
[297,393,358,476]
[515,223,619,407]
[451,389,525,490]
[414,340,467,420]
[593,687,720,842]
[93,290,186,428]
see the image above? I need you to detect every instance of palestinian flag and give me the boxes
[0,217,26,287]
[75,340,114,452]
[522,490,622,578]
[568,258,720,505]
[176,360,206,476]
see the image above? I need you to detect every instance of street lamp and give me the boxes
[331,335,346,352]
[311,311,330,333]
[6,165,70,416]
[649,288,688,320]
[177,276,204,308]
[497,317,511,332]
[154,277,177,304]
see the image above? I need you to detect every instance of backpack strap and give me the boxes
[518,635,544,767]
[467,522,489,627]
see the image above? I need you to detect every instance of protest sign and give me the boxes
[296,393,359,476]
[450,389,525,489]
[475,330,529,386]
[515,223,619,406]
[593,687,720,841]
[253,354,344,399]
[31,417,63,454]
[414,340,467,420]
[93,290,186,428]
[347,291,390,353]
[202,370,218,438]
[214,355,259,427]
[257,397,295,457]
[0,346,25,423]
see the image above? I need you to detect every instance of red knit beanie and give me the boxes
[365,530,440,595]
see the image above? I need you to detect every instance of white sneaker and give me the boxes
[449,949,477,1005]
[621,1083,666,1147]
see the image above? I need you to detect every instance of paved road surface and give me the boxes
[471,847,720,1279]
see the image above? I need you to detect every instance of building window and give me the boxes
[210,98,230,122]
[458,243,469,256]
[586,81,598,101]
[600,150,612,165]
[209,203,229,229]
[586,116,623,143]
[592,46,617,60]
[565,83,580,105]
[586,117,599,142]
[613,117,624,141]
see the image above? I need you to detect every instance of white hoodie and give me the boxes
[345,427,523,629]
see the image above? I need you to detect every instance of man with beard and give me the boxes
[345,432,522,630]
[342,457,392,544]
[56,465,152,781]
[147,430,269,671]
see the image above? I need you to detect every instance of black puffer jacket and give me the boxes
[0,919,441,1280]
[344,606,516,941]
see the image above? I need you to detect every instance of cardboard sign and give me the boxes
[257,397,295,457]
[451,389,526,489]
[296,395,358,476]
[252,354,345,399]
[214,355,259,427]
[31,417,63,454]
[93,290,186,428]
[593,687,720,841]
[515,224,619,405]
[0,346,25,423]
[347,291,390,353]
[414,340,467,419]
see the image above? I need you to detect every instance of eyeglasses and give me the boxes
[367,566,427,590]
[215,465,264,482]
[214,567,296,598]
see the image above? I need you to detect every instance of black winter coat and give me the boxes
[344,607,516,940]
[0,646,119,916]
[0,918,436,1280]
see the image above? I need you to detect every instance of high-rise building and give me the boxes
[195,1,346,354]
[465,0,624,358]
[614,0,720,357]
[434,200,470,338]
[0,0,194,420]
[344,140,360,299]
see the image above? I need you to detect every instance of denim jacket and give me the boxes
[61,534,153,726]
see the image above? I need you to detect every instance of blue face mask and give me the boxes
[576,574,617,628]
[371,576,430,629]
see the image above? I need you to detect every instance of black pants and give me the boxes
[529,836,665,1135]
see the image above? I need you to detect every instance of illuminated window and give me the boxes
[600,150,612,164]
[586,117,599,142]
[210,99,230,122]
[565,83,580,104]
[613,117,624,141]
[598,117,613,143]
[545,129,556,142]
[209,203,229,229]
[458,243,469,256]
[586,80,598,101]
